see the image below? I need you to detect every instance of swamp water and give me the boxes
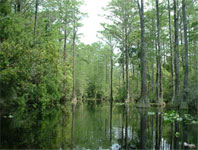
[0,101,197,149]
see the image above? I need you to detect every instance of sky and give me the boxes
[79,0,152,45]
[79,0,111,44]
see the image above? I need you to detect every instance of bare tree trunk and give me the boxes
[137,0,149,107]
[125,0,130,102]
[151,58,154,92]
[140,0,147,103]
[181,0,189,109]
[173,0,180,105]
[180,15,186,69]
[122,53,125,87]
[156,0,163,104]
[63,28,67,60]
[110,47,113,103]
[106,61,108,84]
[34,0,39,40]
[125,34,130,102]
[168,0,175,103]
[180,15,183,46]
[72,4,77,102]
[72,31,76,101]
[151,18,155,94]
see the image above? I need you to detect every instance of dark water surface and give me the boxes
[0,101,198,149]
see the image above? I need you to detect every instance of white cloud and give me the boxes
[79,0,111,44]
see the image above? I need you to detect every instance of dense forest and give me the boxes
[1,0,197,110]
[0,0,198,149]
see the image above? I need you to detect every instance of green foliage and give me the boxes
[0,39,72,110]
[163,110,183,123]
[163,110,198,124]
[0,1,73,112]
[75,43,111,99]
[115,86,126,101]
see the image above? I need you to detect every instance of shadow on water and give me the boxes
[0,101,198,149]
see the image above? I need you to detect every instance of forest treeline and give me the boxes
[100,0,198,109]
[0,0,197,112]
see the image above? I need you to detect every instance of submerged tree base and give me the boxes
[125,98,130,103]
[150,101,166,107]
[136,97,150,108]
[72,97,77,105]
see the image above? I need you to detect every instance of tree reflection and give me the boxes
[155,111,162,150]
[1,103,198,149]
[125,103,129,149]
[140,112,147,150]
[110,101,113,145]
[71,103,76,149]
[174,120,179,149]
[0,106,71,149]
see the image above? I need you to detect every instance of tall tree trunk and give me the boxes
[151,58,154,92]
[168,0,175,103]
[137,0,149,107]
[180,15,186,69]
[173,0,180,105]
[122,52,125,88]
[151,18,155,93]
[181,0,189,109]
[106,61,108,84]
[72,31,76,101]
[156,0,162,103]
[34,0,39,40]
[125,34,130,102]
[180,15,183,46]
[72,4,77,102]
[159,62,163,100]
[110,47,113,103]
[124,0,130,102]
[63,28,67,60]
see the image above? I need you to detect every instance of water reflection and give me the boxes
[110,101,113,145]
[71,103,76,150]
[0,101,197,149]
[0,106,72,149]
[140,112,146,150]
